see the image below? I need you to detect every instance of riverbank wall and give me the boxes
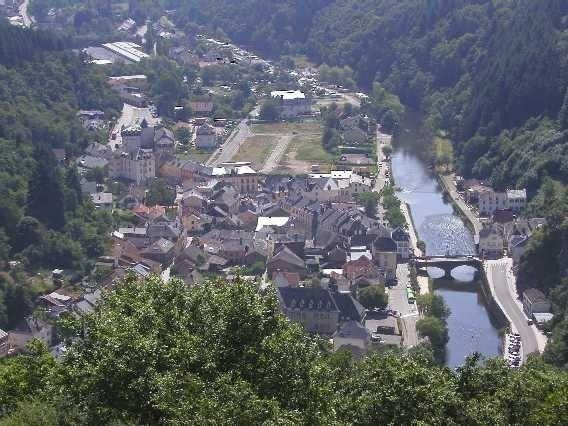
[436,173,482,246]
[479,264,510,331]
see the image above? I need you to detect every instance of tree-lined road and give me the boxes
[207,106,260,166]
[207,120,252,166]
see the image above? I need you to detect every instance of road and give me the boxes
[375,127,392,193]
[206,119,252,166]
[260,134,293,173]
[485,259,539,361]
[109,103,159,151]
[389,263,420,347]
[206,106,259,166]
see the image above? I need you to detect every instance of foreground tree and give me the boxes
[55,276,335,424]
[1,276,568,424]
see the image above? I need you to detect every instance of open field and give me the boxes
[176,146,211,164]
[314,92,362,109]
[255,121,333,174]
[232,135,280,170]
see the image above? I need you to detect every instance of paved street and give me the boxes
[374,128,392,193]
[389,263,420,347]
[207,119,252,166]
[109,103,159,151]
[207,106,259,166]
[486,259,539,361]
[260,134,292,173]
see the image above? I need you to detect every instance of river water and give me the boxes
[391,116,501,367]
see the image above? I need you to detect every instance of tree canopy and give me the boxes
[0,275,567,423]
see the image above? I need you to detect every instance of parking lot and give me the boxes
[109,103,160,150]
[504,332,522,368]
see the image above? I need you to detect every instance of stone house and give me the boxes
[333,321,371,353]
[478,225,504,258]
[276,287,340,335]
[522,288,551,319]
[109,149,156,184]
[270,90,312,119]
[267,246,307,278]
[391,227,410,260]
[371,237,397,280]
[195,123,217,149]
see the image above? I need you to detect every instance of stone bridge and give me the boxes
[414,256,482,280]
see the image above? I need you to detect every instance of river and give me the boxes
[391,113,501,367]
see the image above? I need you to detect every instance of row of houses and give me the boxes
[458,179,527,216]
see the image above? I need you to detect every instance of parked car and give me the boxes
[371,333,384,343]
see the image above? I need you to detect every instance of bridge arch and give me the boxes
[414,256,482,280]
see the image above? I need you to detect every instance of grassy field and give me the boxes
[233,135,280,170]
[176,146,212,164]
[283,54,316,69]
[247,121,334,174]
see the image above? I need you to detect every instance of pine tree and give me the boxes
[26,146,66,230]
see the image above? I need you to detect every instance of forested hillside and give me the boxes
[1,276,567,424]
[0,22,120,330]
[166,0,568,193]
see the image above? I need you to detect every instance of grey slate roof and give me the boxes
[373,237,397,252]
[269,246,305,268]
[331,292,366,322]
[277,287,339,312]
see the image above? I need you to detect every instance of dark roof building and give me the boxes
[373,237,397,252]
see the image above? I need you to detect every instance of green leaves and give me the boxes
[358,285,388,310]
[0,275,567,423]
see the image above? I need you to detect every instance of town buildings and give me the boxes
[270,90,312,118]
[195,123,217,149]
[109,149,156,184]
[522,288,553,326]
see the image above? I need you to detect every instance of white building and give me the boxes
[102,42,150,63]
[109,149,155,184]
[506,189,527,212]
[478,188,508,216]
[478,225,504,258]
[270,90,312,118]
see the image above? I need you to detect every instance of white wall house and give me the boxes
[270,90,312,118]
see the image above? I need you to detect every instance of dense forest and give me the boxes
[0,22,120,330]
[1,276,567,424]
[157,0,568,193]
